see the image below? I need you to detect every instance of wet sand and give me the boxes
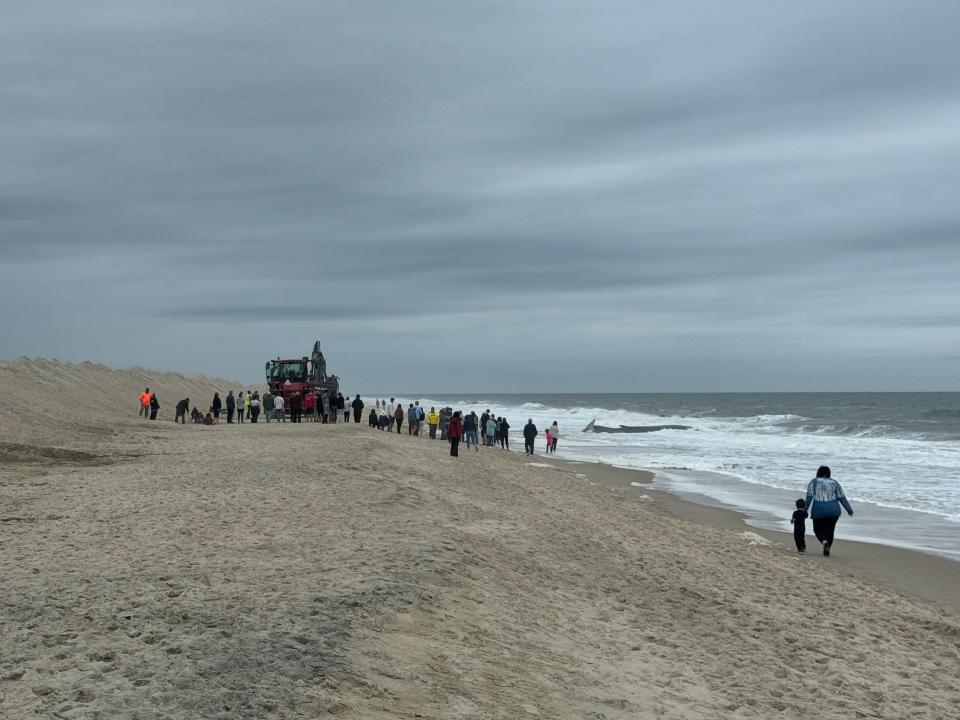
[545,458,960,611]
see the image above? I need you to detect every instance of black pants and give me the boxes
[150,409,158,420]
[251,407,260,423]
[812,515,839,547]
[396,420,403,434]
[291,409,302,423]
[354,409,362,422]
[175,412,185,424]
[525,439,534,454]
[237,408,244,422]
[227,409,234,423]
[213,409,220,419]
[450,437,460,456]
[793,528,806,552]
[500,433,508,449]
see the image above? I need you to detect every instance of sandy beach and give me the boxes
[2,359,959,719]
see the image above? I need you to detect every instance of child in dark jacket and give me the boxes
[791,499,808,553]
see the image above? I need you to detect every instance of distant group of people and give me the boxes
[140,386,560,459]
[138,387,366,426]
[364,400,561,459]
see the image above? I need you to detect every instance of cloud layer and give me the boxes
[2,1,959,390]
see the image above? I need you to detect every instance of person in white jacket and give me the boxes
[273,393,285,422]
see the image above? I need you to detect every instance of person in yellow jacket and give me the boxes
[426,407,440,439]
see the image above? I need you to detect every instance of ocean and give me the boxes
[411,393,960,560]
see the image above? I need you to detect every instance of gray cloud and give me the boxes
[1,1,959,390]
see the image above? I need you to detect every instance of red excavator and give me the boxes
[265,341,340,404]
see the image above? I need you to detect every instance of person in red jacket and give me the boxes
[304,392,316,421]
[447,411,463,457]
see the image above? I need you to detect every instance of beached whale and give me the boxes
[582,419,691,433]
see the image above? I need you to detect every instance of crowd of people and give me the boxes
[364,399,561,458]
[138,388,563,457]
[137,387,367,426]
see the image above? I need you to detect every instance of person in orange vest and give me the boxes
[139,388,151,418]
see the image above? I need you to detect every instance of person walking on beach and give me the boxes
[273,392,285,421]
[545,427,553,453]
[394,404,404,434]
[149,393,160,420]
[480,410,490,446]
[791,499,808,553]
[448,411,463,456]
[352,394,364,423]
[175,397,190,424]
[226,391,235,423]
[212,392,222,420]
[803,466,854,556]
[549,421,559,453]
[427,407,439,439]
[523,419,538,455]
[139,388,151,418]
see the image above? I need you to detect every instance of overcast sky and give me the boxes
[2,1,958,391]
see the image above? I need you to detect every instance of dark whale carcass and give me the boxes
[582,419,691,433]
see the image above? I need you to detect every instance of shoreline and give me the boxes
[535,455,960,612]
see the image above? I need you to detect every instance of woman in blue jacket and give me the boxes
[804,466,854,557]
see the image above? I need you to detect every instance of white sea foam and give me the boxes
[413,395,960,553]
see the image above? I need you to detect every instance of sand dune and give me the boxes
[1,360,958,719]
[0,357,244,448]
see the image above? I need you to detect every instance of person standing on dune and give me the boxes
[149,393,160,420]
[212,392,222,421]
[139,388,151,418]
